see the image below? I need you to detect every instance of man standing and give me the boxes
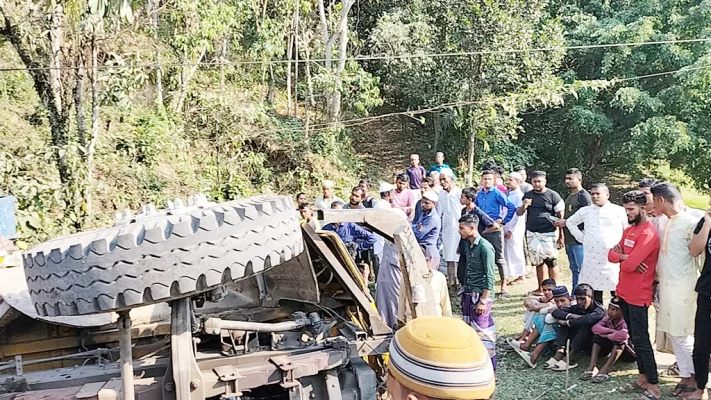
[518,171,565,295]
[314,180,344,210]
[460,187,497,232]
[413,177,443,222]
[406,154,427,190]
[440,168,464,285]
[413,191,442,271]
[608,190,661,400]
[430,171,443,194]
[358,179,375,208]
[652,182,699,394]
[391,173,416,220]
[514,166,533,193]
[560,168,591,290]
[345,186,366,209]
[688,179,711,400]
[458,213,497,370]
[428,152,452,176]
[476,170,516,297]
[323,201,376,257]
[564,183,627,304]
[373,182,394,263]
[504,172,527,284]
[386,316,495,400]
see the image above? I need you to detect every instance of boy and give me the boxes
[511,279,556,343]
[581,297,631,383]
[548,284,605,371]
[513,286,573,368]
[406,154,427,190]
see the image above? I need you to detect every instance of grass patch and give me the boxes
[450,250,681,399]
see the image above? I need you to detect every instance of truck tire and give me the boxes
[24,195,304,317]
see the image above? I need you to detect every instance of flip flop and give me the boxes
[508,338,522,350]
[580,370,597,381]
[665,362,680,377]
[592,374,612,383]
[497,291,510,299]
[619,382,647,393]
[641,390,663,400]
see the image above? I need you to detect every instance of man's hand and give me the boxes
[553,219,566,228]
[475,301,487,315]
[636,262,648,274]
[558,320,570,327]
[557,236,565,250]
[567,314,581,320]
[482,221,502,234]
[505,231,513,240]
[416,224,423,232]
[523,199,532,208]
[612,244,624,254]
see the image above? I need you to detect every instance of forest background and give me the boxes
[3,0,711,245]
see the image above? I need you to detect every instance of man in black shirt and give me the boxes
[517,171,565,295]
[688,179,711,400]
[557,168,591,291]
[549,284,605,370]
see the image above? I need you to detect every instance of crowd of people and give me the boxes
[293,152,711,400]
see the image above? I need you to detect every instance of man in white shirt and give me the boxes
[562,183,627,305]
[439,168,464,285]
[314,180,344,210]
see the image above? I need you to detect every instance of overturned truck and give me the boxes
[0,195,436,400]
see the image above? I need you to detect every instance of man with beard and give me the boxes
[518,171,565,296]
[608,190,661,399]
[652,182,700,396]
[564,183,627,305]
[345,186,366,209]
[391,173,416,220]
[440,168,464,285]
[557,168,591,291]
[359,179,375,208]
[514,166,533,193]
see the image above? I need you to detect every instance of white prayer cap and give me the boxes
[509,172,523,182]
[429,170,440,177]
[378,182,394,193]
[440,168,454,178]
[422,190,439,203]
[322,180,335,188]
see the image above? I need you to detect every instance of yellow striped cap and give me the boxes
[388,316,495,400]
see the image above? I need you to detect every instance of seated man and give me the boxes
[548,284,605,371]
[512,286,573,368]
[512,278,556,342]
[581,297,633,383]
[387,316,495,400]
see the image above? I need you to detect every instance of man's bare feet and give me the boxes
[683,389,709,400]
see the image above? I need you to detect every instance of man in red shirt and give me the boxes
[608,190,661,399]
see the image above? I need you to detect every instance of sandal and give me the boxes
[580,370,597,381]
[666,362,680,377]
[513,347,536,369]
[508,338,522,350]
[641,390,663,400]
[672,384,689,397]
[620,382,647,393]
[497,291,510,299]
[551,360,579,371]
[592,374,612,383]
[544,358,558,369]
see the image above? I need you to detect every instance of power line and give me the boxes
[0,37,710,73]
[243,63,711,138]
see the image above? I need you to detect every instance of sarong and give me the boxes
[533,314,558,343]
[526,231,558,266]
[460,290,497,370]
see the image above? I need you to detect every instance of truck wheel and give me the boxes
[24,195,303,317]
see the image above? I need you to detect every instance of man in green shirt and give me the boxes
[458,213,498,370]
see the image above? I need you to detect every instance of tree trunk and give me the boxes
[173,49,206,113]
[293,0,299,117]
[74,52,86,149]
[303,30,315,107]
[326,0,355,122]
[86,34,100,219]
[286,31,293,114]
[433,113,441,153]
[150,0,162,106]
[219,37,227,93]
[467,116,476,187]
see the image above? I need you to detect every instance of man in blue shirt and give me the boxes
[322,201,376,261]
[412,190,442,270]
[428,152,453,176]
[475,170,516,298]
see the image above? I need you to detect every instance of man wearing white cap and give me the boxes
[440,167,464,285]
[314,180,344,210]
[505,172,527,283]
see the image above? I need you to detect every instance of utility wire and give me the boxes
[0,37,710,72]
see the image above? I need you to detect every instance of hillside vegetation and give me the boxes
[3,0,711,244]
